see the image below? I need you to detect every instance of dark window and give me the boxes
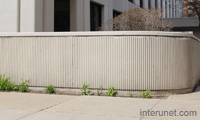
[54,0,70,32]
[113,10,121,18]
[128,0,134,3]
[148,0,151,9]
[90,2,102,31]
[165,1,167,18]
[140,0,143,8]
[155,0,157,8]
[161,0,163,14]
[169,3,171,17]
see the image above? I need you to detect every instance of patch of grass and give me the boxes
[139,89,151,98]
[81,83,92,96]
[45,85,55,94]
[18,80,30,92]
[107,86,117,97]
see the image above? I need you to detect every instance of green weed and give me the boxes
[0,76,16,91]
[81,83,92,96]
[107,86,117,97]
[139,89,151,98]
[130,92,133,97]
[45,85,55,94]
[18,80,30,92]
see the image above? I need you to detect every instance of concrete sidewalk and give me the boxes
[0,91,200,120]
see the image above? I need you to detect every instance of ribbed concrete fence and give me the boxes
[0,32,200,93]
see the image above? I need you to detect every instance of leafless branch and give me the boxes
[100,8,171,31]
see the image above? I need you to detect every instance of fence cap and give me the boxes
[0,31,199,41]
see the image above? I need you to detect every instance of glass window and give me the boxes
[128,0,134,3]
[155,0,158,8]
[54,0,70,32]
[148,0,151,9]
[165,1,167,18]
[140,0,143,8]
[90,2,102,31]
[113,10,121,18]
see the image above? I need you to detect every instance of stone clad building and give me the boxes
[0,0,185,32]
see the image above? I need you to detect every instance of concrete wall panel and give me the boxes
[0,31,199,93]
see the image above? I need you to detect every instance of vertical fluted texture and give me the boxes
[0,35,200,92]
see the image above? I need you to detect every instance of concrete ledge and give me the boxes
[0,31,199,41]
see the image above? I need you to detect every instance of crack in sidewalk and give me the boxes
[140,99,162,120]
[16,98,76,120]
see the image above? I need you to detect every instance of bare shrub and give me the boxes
[101,8,171,31]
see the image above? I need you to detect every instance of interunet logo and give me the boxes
[140,109,197,117]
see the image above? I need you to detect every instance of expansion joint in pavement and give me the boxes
[15,111,40,120]
[16,98,76,120]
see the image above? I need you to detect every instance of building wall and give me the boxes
[0,0,54,32]
[43,0,54,32]
[0,0,185,32]
[0,0,138,32]
[0,0,19,32]
[71,0,138,31]
[20,0,37,32]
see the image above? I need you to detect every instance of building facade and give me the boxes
[0,0,185,32]
[140,0,184,18]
